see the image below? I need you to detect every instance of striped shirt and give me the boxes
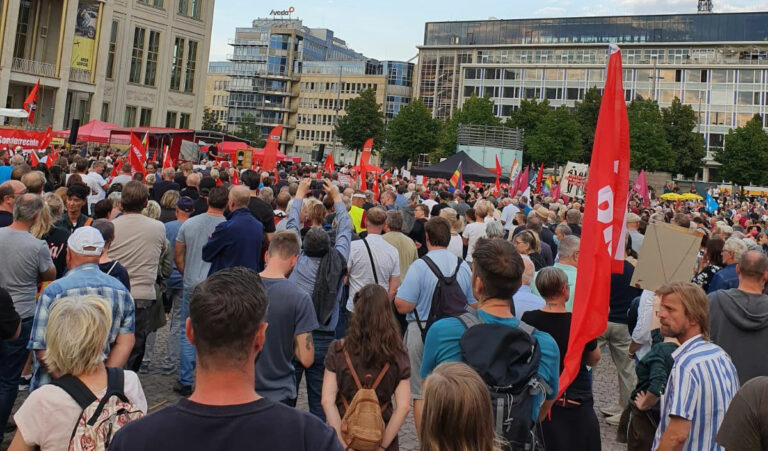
[653,335,739,451]
[27,263,135,391]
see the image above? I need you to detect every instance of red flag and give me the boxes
[110,158,123,178]
[372,176,379,201]
[46,147,58,169]
[317,169,323,180]
[494,156,502,195]
[323,153,335,174]
[215,178,224,187]
[632,169,650,206]
[262,125,283,173]
[559,44,630,398]
[128,132,147,175]
[360,138,373,168]
[382,170,391,180]
[27,150,40,167]
[39,126,52,150]
[535,162,545,194]
[232,169,241,185]
[515,167,529,196]
[23,79,40,123]
[551,180,561,201]
[162,145,174,170]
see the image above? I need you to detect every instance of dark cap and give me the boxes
[279,171,287,179]
[176,196,195,213]
[66,183,89,200]
[199,176,216,191]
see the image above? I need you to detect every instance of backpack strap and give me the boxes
[516,320,536,337]
[50,374,97,410]
[457,306,484,330]
[362,238,378,284]
[87,368,129,426]
[342,347,364,391]
[106,260,119,276]
[370,363,391,391]
[421,255,445,282]
[449,256,463,281]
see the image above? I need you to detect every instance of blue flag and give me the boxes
[705,194,718,214]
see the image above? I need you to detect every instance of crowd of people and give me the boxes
[0,144,767,450]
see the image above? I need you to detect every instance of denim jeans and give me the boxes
[294,332,333,420]
[178,289,196,387]
[0,317,33,442]
[162,289,183,368]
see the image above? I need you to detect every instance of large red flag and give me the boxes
[515,167,529,196]
[27,150,40,167]
[372,176,380,201]
[535,162,545,193]
[559,44,630,398]
[23,79,40,123]
[46,147,58,169]
[494,155,502,195]
[323,153,335,174]
[39,126,52,150]
[261,125,283,174]
[360,138,373,168]
[382,170,391,180]
[128,132,147,175]
[632,169,650,206]
[162,145,174,170]
[110,158,122,178]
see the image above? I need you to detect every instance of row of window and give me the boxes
[137,0,202,19]
[297,113,338,126]
[213,80,229,91]
[298,97,349,111]
[108,22,198,93]
[296,128,333,143]
[211,95,228,107]
[121,105,190,128]
[463,67,768,84]
[210,110,227,122]
[299,81,379,95]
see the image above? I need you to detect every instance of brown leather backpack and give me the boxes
[340,348,390,451]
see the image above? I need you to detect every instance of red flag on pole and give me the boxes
[110,159,123,178]
[551,180,561,201]
[382,170,391,181]
[46,147,58,169]
[515,166,529,196]
[27,150,40,167]
[535,162,545,194]
[23,79,40,124]
[232,169,241,185]
[632,169,650,206]
[162,145,173,169]
[39,126,52,150]
[129,132,147,175]
[494,155,502,195]
[559,44,631,399]
[323,153,335,174]
[360,138,373,168]
[261,125,283,174]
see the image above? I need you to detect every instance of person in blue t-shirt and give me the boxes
[420,238,560,424]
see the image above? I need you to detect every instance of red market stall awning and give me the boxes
[252,147,288,162]
[54,120,118,144]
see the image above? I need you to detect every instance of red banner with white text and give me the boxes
[0,128,53,150]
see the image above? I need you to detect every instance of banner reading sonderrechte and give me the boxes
[0,129,51,150]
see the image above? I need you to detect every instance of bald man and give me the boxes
[202,185,264,274]
[512,255,545,317]
[0,180,26,227]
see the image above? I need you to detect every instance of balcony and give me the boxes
[12,58,56,78]
[69,69,92,83]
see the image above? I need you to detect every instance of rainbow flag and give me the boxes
[542,175,553,195]
[510,157,520,181]
[449,161,463,191]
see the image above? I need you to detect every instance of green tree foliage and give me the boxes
[715,115,768,187]
[435,94,500,160]
[525,105,583,166]
[335,88,385,163]
[627,98,674,172]
[201,107,222,132]
[505,98,550,136]
[574,87,602,163]
[233,113,264,147]
[661,97,706,178]
[383,99,441,166]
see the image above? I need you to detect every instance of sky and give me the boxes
[208,0,768,63]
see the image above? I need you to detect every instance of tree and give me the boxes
[435,94,501,160]
[525,105,583,166]
[574,87,602,163]
[383,99,441,166]
[715,115,768,187]
[505,98,550,136]
[201,107,222,132]
[661,97,706,178]
[335,88,385,164]
[627,98,674,172]
[232,113,264,147]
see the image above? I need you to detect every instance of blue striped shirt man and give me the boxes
[653,335,739,451]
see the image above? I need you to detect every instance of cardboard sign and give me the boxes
[630,222,703,292]
[561,161,589,198]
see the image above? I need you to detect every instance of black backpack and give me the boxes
[413,255,468,342]
[458,308,552,451]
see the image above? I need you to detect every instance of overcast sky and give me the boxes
[209,0,768,63]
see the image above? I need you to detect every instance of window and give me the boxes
[465,68,477,79]
[524,69,542,81]
[13,2,31,59]
[170,37,185,90]
[179,113,191,128]
[138,0,163,7]
[106,21,118,79]
[166,111,177,128]
[178,0,201,19]
[504,69,520,80]
[566,88,584,100]
[144,31,160,86]
[124,106,137,127]
[545,88,562,100]
[139,108,152,126]
[740,70,758,84]
[184,41,198,93]
[100,103,110,122]
[130,27,146,84]
[503,87,519,98]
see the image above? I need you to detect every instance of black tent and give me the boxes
[411,151,509,183]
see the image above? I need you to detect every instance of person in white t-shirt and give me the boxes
[462,208,486,263]
[84,161,109,214]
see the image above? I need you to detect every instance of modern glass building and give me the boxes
[416,12,768,180]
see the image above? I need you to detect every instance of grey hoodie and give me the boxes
[709,288,768,384]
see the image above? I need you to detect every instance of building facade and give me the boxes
[415,12,768,180]
[0,0,214,132]
[204,61,231,130]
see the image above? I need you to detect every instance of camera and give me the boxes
[310,179,325,190]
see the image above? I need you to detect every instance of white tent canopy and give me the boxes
[0,108,29,118]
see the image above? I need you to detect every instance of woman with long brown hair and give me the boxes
[420,362,502,451]
[322,284,411,450]
[514,229,545,270]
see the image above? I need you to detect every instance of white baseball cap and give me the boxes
[67,226,105,256]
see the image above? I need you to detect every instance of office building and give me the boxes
[204,61,232,130]
[0,0,215,131]
[416,12,768,180]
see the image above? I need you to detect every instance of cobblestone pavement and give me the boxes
[3,324,625,450]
